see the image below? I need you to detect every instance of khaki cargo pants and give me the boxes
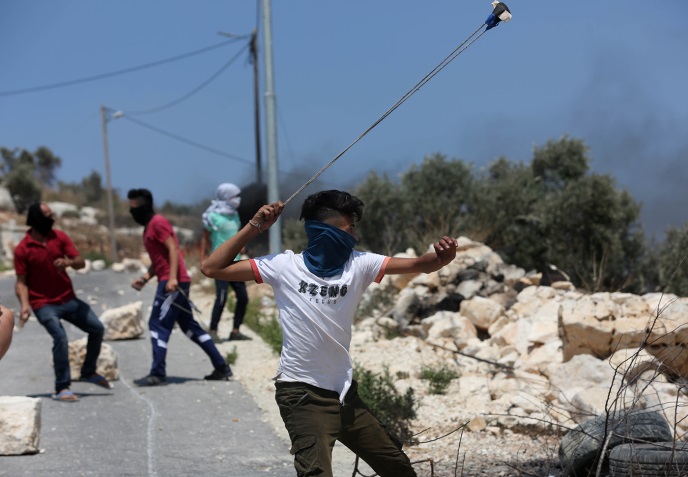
[275,380,417,477]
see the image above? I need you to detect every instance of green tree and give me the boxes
[544,174,644,291]
[354,172,406,255]
[653,225,688,295]
[3,162,41,213]
[468,157,546,268]
[531,135,589,189]
[399,154,475,252]
[355,156,475,255]
[461,136,643,291]
[528,136,644,289]
[33,146,62,186]
[81,170,103,204]
[1,146,62,212]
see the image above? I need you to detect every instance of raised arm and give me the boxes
[384,236,458,275]
[201,201,284,282]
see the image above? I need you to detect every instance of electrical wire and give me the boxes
[117,113,338,187]
[283,24,487,206]
[120,115,254,165]
[0,38,245,98]
[125,42,250,116]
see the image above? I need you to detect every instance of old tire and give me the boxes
[559,410,673,477]
[609,441,688,476]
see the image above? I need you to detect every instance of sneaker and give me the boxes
[228,331,252,341]
[208,330,223,343]
[204,366,233,381]
[135,374,167,386]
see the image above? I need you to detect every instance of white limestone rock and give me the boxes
[0,396,41,455]
[101,301,145,340]
[68,338,119,381]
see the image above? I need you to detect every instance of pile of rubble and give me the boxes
[346,237,688,474]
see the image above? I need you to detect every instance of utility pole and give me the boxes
[250,29,262,184]
[100,105,118,264]
[261,0,281,253]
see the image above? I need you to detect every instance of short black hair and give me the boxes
[299,190,364,222]
[127,188,154,208]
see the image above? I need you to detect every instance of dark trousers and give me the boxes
[209,279,248,332]
[275,380,417,477]
[34,298,104,394]
[149,281,226,377]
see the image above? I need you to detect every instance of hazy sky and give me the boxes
[1,1,686,237]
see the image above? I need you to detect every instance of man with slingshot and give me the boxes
[202,190,458,477]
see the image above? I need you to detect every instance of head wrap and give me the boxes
[26,202,54,236]
[202,183,241,230]
[302,220,358,278]
[129,204,155,226]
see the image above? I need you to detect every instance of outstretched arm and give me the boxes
[201,201,284,282]
[384,236,458,275]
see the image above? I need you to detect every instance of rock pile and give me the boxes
[352,236,688,445]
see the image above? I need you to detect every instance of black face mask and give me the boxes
[129,205,155,226]
[26,203,55,236]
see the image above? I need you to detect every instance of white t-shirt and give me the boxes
[250,250,389,402]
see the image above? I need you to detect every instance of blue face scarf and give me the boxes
[302,220,358,278]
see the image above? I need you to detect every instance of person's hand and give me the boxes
[19,305,31,328]
[433,236,458,266]
[249,201,284,233]
[54,258,71,271]
[165,277,179,293]
[131,277,147,291]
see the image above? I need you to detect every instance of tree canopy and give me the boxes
[353,135,646,292]
[0,146,61,212]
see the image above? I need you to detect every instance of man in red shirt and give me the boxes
[14,202,112,402]
[127,188,232,385]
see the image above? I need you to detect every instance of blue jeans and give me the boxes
[34,298,104,394]
[209,280,248,332]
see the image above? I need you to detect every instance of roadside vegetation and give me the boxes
[354,365,417,444]
[242,298,282,355]
[419,364,459,395]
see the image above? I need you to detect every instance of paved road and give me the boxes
[0,270,294,476]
